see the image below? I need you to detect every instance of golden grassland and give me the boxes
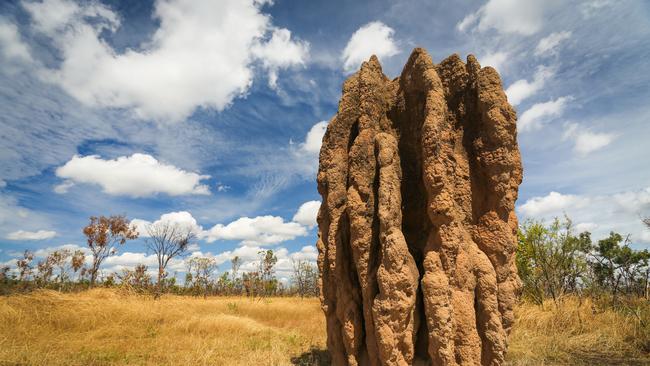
[1,289,650,365]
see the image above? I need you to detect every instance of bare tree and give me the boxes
[83,215,139,287]
[644,216,650,229]
[145,221,195,295]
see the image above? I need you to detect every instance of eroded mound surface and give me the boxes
[316,48,523,366]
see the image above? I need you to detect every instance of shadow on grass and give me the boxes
[291,348,331,366]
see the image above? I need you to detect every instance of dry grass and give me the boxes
[2,290,650,365]
[508,297,650,365]
[0,289,326,366]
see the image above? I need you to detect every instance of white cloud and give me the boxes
[517,187,650,244]
[103,251,160,274]
[563,123,616,156]
[53,180,74,194]
[55,153,210,197]
[0,180,6,188]
[289,245,318,262]
[216,183,231,192]
[6,229,57,241]
[300,121,328,155]
[535,31,572,56]
[292,200,321,228]
[32,243,87,258]
[0,18,32,63]
[480,51,508,72]
[342,21,399,73]
[456,0,558,36]
[251,27,309,89]
[202,215,308,246]
[23,0,308,122]
[0,195,51,240]
[506,65,554,105]
[131,211,203,238]
[518,96,570,132]
[518,191,590,217]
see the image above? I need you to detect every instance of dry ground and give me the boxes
[0,289,327,366]
[1,289,650,365]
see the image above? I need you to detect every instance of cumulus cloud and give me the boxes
[563,123,616,155]
[55,153,210,197]
[480,51,508,72]
[342,21,399,73]
[131,211,203,238]
[22,0,308,122]
[518,191,590,217]
[517,187,650,244]
[0,18,32,63]
[6,229,57,241]
[506,65,554,106]
[251,28,309,89]
[202,215,308,246]
[535,31,572,56]
[300,121,328,155]
[457,0,559,36]
[292,200,321,228]
[518,96,571,132]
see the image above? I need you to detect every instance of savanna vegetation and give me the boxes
[1,215,650,365]
[0,215,319,299]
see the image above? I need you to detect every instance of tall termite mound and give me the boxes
[316,48,523,366]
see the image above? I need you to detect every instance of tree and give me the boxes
[231,256,242,294]
[35,255,54,287]
[49,249,72,287]
[258,249,278,296]
[291,260,319,298]
[119,264,152,291]
[0,266,9,283]
[145,220,195,295]
[186,256,217,297]
[589,232,650,299]
[71,250,86,282]
[16,250,34,282]
[82,215,138,287]
[516,217,591,305]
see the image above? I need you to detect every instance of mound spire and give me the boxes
[316,48,523,365]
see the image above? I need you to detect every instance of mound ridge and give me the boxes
[316,48,523,366]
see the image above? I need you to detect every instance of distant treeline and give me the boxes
[3,214,649,303]
[0,215,318,298]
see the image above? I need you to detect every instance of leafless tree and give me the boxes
[643,216,650,229]
[83,215,139,287]
[145,221,195,295]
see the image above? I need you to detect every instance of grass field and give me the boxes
[1,289,650,365]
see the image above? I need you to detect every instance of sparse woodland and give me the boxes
[0,215,319,298]
[1,215,650,365]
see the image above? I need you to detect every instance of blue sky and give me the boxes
[0,0,649,281]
